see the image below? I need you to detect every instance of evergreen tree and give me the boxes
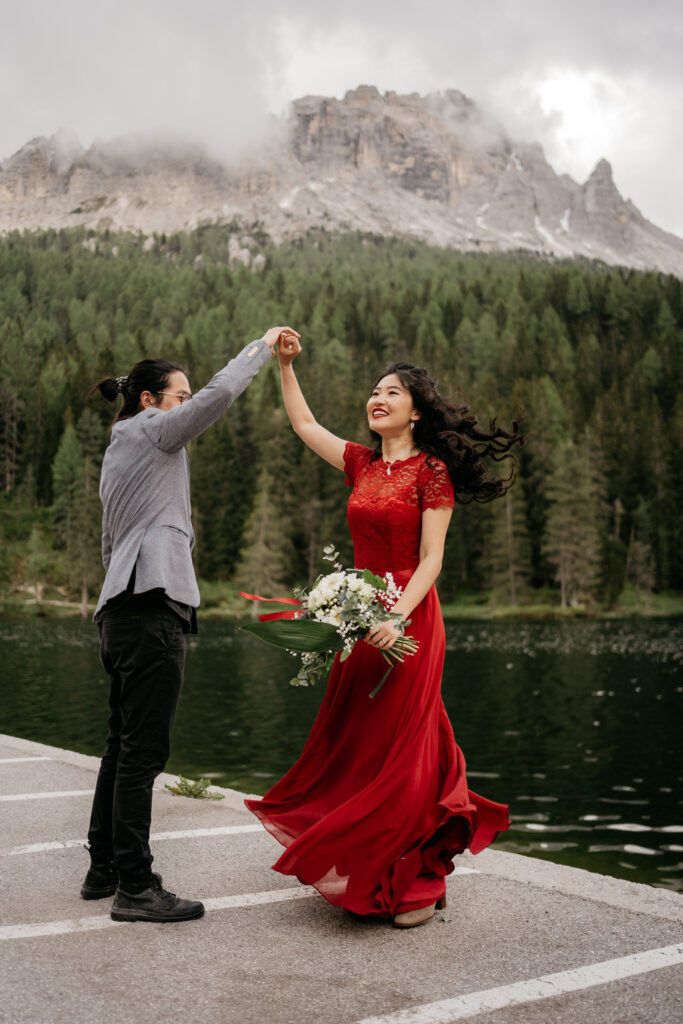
[52,422,82,551]
[625,498,655,608]
[75,410,106,614]
[51,414,104,614]
[0,319,29,492]
[600,498,628,609]
[233,464,296,614]
[191,400,258,580]
[519,375,569,587]
[542,438,602,607]
[24,524,58,603]
[485,482,532,605]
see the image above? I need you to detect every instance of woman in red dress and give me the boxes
[245,334,523,927]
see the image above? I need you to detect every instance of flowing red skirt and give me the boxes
[245,576,510,917]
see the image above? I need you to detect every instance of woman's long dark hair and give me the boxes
[89,358,187,426]
[370,362,525,503]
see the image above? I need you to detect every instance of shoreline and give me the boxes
[1,724,680,895]
[2,598,682,622]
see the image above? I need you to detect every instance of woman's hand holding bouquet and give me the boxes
[240,546,418,697]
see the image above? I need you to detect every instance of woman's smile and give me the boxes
[367,373,416,431]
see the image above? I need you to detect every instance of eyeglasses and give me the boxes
[156,392,193,404]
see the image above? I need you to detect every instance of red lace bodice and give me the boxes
[344,442,455,574]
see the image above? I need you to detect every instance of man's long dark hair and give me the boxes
[370,362,525,503]
[90,358,187,426]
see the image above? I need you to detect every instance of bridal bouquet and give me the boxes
[240,545,418,697]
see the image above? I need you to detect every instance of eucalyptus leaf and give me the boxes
[362,568,387,590]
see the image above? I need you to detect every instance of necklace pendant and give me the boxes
[386,464,391,476]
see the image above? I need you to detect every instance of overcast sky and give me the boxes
[2,0,682,235]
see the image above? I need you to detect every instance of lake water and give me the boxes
[1,615,681,892]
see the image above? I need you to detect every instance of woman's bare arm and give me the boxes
[278,337,347,471]
[366,506,453,650]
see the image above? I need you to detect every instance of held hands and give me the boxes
[262,326,301,354]
[276,330,302,367]
[365,619,403,652]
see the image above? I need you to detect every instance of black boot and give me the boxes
[80,860,119,900]
[111,875,204,923]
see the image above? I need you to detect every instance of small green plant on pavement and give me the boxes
[164,776,225,800]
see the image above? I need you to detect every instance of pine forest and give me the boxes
[1,227,681,616]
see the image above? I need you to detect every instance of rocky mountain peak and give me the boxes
[583,158,623,208]
[0,87,681,276]
[567,155,637,256]
[344,84,382,105]
[590,157,615,180]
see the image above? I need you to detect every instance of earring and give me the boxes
[410,421,415,431]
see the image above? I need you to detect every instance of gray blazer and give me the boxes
[95,339,272,616]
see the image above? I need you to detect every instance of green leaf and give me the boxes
[241,619,343,653]
[362,568,387,590]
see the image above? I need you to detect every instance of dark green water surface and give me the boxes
[1,616,681,892]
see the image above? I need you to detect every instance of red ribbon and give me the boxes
[257,609,303,621]
[239,591,303,622]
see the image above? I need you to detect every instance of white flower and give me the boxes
[316,608,342,626]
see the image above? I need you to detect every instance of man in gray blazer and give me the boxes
[82,326,298,923]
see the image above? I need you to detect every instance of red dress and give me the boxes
[245,442,510,916]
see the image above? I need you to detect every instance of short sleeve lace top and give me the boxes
[344,442,455,574]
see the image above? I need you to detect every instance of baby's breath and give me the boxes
[286,546,415,690]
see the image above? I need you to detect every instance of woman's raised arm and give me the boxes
[277,336,347,471]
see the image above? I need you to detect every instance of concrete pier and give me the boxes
[1,731,681,1024]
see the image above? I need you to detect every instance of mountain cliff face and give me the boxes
[2,86,682,275]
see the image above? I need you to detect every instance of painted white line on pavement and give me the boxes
[0,757,52,764]
[3,831,483,875]
[355,943,683,1024]
[203,888,316,912]
[4,838,88,855]
[0,790,93,802]
[5,824,263,856]
[151,825,262,842]
[0,887,315,941]
[0,915,127,941]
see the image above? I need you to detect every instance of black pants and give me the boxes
[87,594,186,888]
